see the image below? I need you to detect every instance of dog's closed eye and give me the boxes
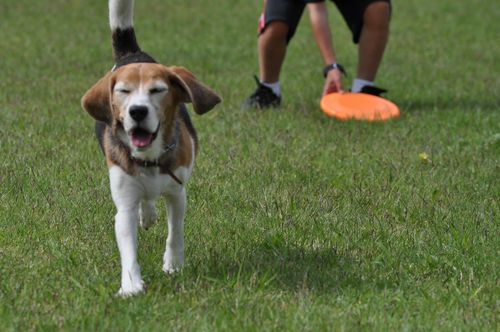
[149,87,167,94]
[116,88,131,94]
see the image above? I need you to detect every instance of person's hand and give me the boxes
[322,68,343,96]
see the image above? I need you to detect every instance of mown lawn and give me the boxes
[0,0,498,330]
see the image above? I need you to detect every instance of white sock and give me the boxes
[261,81,281,96]
[351,78,374,93]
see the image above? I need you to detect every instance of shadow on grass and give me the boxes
[199,238,393,294]
[396,96,499,112]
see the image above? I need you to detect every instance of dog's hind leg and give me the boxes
[163,189,186,274]
[139,200,157,230]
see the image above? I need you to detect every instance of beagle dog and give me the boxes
[81,0,221,297]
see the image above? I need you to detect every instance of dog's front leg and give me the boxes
[110,167,145,297]
[163,188,186,273]
[115,207,144,296]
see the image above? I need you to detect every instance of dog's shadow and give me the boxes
[183,236,389,294]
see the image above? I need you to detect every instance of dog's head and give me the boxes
[81,63,221,151]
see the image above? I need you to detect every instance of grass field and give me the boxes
[1,0,499,330]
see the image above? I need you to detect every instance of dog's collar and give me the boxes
[129,142,182,185]
[129,142,176,167]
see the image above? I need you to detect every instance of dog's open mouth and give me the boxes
[130,126,159,148]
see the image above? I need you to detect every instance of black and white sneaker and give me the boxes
[360,85,388,96]
[242,76,281,109]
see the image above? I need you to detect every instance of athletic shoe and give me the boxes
[242,76,281,109]
[360,85,388,96]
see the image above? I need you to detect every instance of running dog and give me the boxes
[81,0,221,297]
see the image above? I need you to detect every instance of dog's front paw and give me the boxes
[139,202,157,230]
[116,280,145,298]
[163,251,184,274]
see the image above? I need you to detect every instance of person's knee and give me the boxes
[261,20,290,41]
[363,2,391,30]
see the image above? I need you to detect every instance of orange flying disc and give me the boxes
[320,92,400,121]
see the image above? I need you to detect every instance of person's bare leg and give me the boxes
[356,2,391,81]
[258,21,289,83]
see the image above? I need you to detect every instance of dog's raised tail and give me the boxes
[109,0,143,62]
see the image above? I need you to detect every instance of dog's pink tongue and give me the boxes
[131,131,153,148]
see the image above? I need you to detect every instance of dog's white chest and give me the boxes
[109,166,186,206]
[138,168,177,197]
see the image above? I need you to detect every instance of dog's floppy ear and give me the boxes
[81,71,115,125]
[168,66,221,115]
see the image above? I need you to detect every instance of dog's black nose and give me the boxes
[129,105,148,122]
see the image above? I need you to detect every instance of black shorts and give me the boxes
[258,0,391,44]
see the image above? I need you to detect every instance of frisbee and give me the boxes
[320,92,400,121]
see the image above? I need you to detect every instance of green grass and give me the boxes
[1,0,499,330]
